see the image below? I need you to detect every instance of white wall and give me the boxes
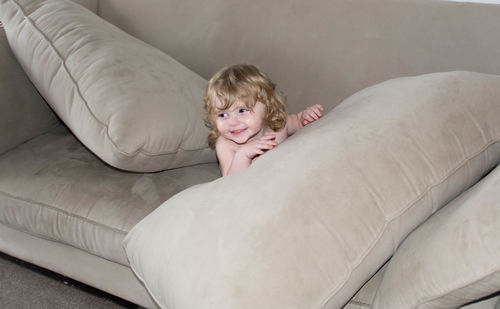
[447,0,500,4]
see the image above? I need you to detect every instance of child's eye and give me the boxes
[217,112,228,118]
[239,108,249,113]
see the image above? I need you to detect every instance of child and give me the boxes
[204,64,323,176]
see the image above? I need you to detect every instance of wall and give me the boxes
[97,0,500,113]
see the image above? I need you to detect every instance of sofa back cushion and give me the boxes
[124,71,500,308]
[0,0,215,172]
[372,163,500,309]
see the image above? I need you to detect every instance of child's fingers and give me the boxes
[301,106,324,126]
[257,140,277,150]
[309,111,320,120]
[258,136,278,145]
[309,105,323,117]
[310,105,323,117]
[260,134,277,141]
[304,112,316,122]
[304,106,321,117]
[310,104,323,111]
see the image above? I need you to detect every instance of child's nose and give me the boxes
[228,115,239,125]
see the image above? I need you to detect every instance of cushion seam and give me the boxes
[346,300,371,307]
[413,267,500,308]
[9,0,209,157]
[0,189,128,235]
[318,137,500,309]
[126,262,168,309]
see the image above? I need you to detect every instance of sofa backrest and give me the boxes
[0,28,59,155]
[0,0,98,155]
[72,0,97,12]
[97,0,500,113]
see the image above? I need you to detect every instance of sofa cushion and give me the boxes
[124,71,500,309]
[372,164,500,309]
[0,0,215,172]
[0,125,220,265]
[0,27,59,155]
[344,264,388,309]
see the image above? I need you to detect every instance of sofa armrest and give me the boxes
[0,29,59,155]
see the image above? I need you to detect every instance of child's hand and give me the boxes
[299,104,324,126]
[239,134,278,159]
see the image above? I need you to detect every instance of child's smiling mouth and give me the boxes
[231,128,248,135]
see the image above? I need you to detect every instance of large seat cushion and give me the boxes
[372,163,500,309]
[0,0,215,172]
[0,125,220,266]
[124,71,500,309]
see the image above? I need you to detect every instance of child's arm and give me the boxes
[286,104,324,135]
[216,134,278,176]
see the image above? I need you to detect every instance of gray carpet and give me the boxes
[0,253,138,309]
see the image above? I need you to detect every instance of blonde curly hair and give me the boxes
[204,64,288,147]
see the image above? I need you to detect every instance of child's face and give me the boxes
[214,99,267,144]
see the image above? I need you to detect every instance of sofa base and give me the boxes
[0,223,157,308]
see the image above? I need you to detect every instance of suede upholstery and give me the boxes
[0,0,216,172]
[0,28,59,155]
[0,125,220,265]
[124,71,500,309]
[1,0,500,308]
[99,0,500,115]
[0,222,157,308]
[372,164,500,309]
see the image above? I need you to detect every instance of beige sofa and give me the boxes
[1,0,500,308]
